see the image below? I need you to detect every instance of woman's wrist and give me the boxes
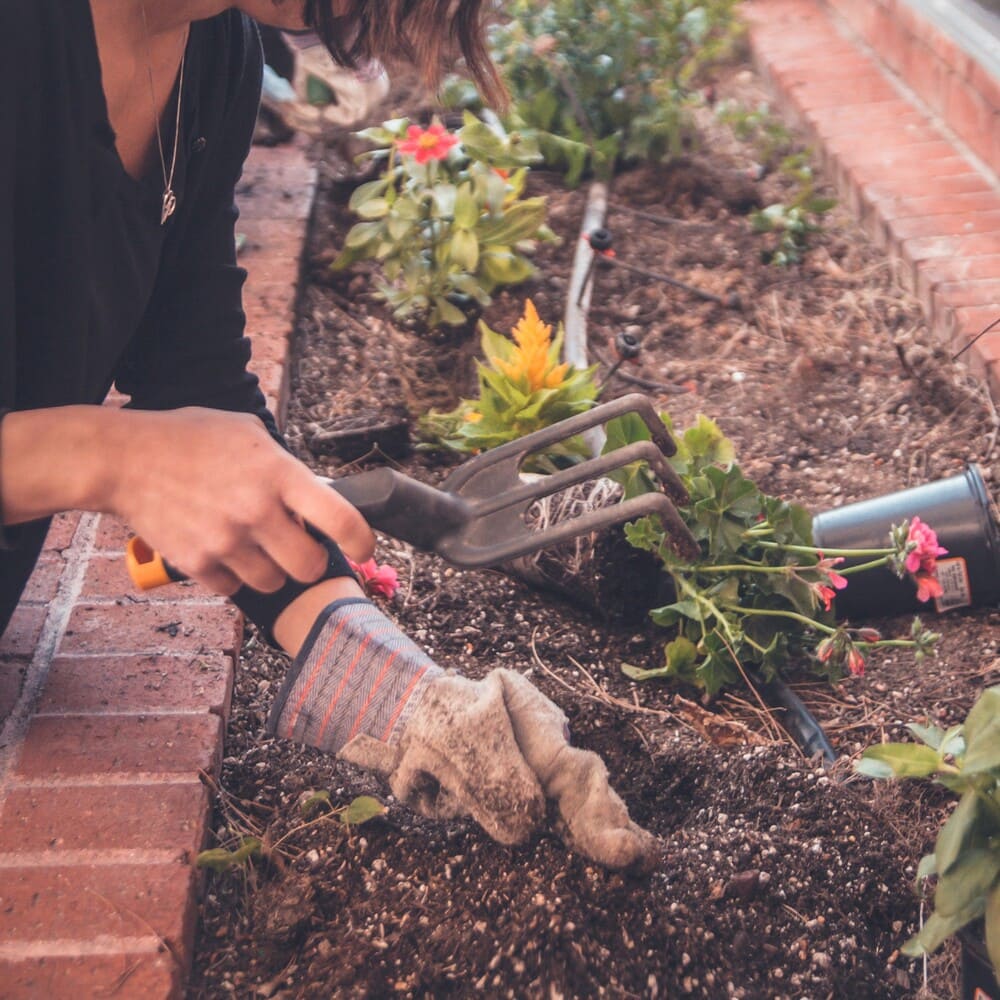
[272,576,367,656]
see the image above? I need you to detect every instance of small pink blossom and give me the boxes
[349,558,400,599]
[814,582,838,612]
[904,517,948,575]
[846,647,866,677]
[396,123,459,164]
[856,627,882,643]
[816,551,849,591]
[913,571,944,604]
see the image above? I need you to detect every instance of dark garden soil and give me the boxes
[189,58,1000,999]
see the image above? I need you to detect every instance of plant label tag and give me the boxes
[934,557,972,613]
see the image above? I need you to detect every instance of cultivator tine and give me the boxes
[442,393,689,504]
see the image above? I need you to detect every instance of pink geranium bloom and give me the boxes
[913,571,944,604]
[904,517,948,575]
[816,552,849,591]
[396,123,459,163]
[349,558,400,599]
[846,647,865,677]
[814,583,838,612]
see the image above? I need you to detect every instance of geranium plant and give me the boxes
[856,685,1000,975]
[331,113,554,328]
[606,409,942,695]
[419,299,600,469]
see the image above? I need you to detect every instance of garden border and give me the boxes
[0,0,997,995]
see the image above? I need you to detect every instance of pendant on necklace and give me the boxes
[161,188,177,225]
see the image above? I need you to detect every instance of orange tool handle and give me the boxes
[125,536,187,591]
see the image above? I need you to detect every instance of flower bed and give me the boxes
[190,57,999,1000]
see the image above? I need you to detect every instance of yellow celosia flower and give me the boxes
[493,300,568,391]
[465,410,483,423]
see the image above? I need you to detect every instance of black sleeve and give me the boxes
[114,15,281,443]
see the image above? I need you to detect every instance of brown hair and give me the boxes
[301,0,507,109]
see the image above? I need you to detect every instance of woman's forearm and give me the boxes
[0,405,125,525]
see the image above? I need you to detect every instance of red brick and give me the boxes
[916,255,1000,313]
[245,279,299,321]
[248,329,293,367]
[816,119,941,148]
[42,512,81,553]
[901,233,1000,269]
[861,173,993,208]
[20,553,67,605]
[948,304,1000,345]
[783,75,899,109]
[0,862,195,953]
[943,80,997,168]
[0,782,210,856]
[933,279,1000,312]
[93,515,135,553]
[79,553,218,602]
[15,713,223,780]
[0,659,27,719]
[250,359,290,426]
[0,606,47,658]
[244,296,295,341]
[876,191,1000,223]
[58,603,242,657]
[888,210,1000,244]
[37,653,233,717]
[0,952,181,1000]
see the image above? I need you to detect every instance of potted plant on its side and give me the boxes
[856,685,1000,999]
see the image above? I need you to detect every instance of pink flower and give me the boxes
[349,558,400,599]
[816,552,849,591]
[816,637,835,663]
[396,123,459,164]
[814,583,838,612]
[913,571,944,604]
[904,517,948,575]
[856,627,882,643]
[846,646,866,677]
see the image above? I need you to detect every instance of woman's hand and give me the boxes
[0,405,374,597]
[107,407,375,595]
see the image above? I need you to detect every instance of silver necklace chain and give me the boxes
[139,3,187,224]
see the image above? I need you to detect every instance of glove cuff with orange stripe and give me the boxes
[266,598,444,753]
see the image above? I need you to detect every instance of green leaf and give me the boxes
[300,790,332,818]
[196,837,262,873]
[338,795,386,826]
[906,721,947,750]
[857,742,943,778]
[936,791,989,874]
[453,184,481,229]
[450,228,480,270]
[348,178,391,210]
[344,221,384,249]
[961,687,1000,774]
[932,848,1000,918]
[433,296,470,327]
[986,882,1000,974]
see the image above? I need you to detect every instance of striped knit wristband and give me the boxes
[266,598,443,753]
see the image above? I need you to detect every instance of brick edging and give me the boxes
[0,139,316,999]
[744,0,1000,392]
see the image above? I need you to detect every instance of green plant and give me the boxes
[331,114,554,328]
[608,410,941,695]
[195,793,385,873]
[714,98,793,172]
[750,152,837,265]
[856,686,1000,973]
[486,0,743,182]
[419,299,599,468]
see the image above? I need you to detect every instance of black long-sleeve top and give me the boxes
[0,1,275,634]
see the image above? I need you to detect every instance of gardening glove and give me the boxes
[267,598,659,872]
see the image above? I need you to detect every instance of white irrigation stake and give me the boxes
[564,180,608,456]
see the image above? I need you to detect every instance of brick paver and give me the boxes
[745,0,1000,390]
[1,2,998,996]
[0,138,316,999]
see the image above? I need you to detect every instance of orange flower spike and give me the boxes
[498,300,568,391]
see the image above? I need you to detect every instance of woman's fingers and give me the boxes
[281,471,376,564]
